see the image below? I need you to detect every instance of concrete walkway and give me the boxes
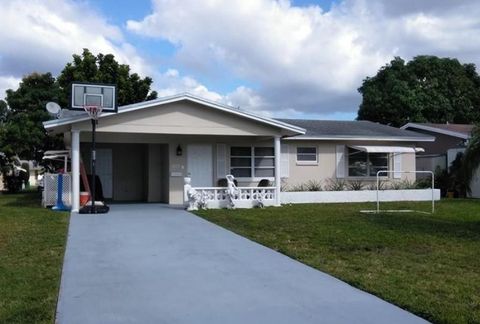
[57,204,427,324]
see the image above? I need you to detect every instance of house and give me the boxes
[43,93,434,212]
[401,122,479,198]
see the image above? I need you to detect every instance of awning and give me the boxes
[349,145,423,153]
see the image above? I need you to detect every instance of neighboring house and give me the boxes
[43,93,434,212]
[401,122,479,198]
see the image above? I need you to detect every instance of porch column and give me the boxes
[274,135,281,206]
[71,129,80,212]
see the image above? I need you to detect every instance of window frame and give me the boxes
[347,148,390,178]
[229,146,275,180]
[296,146,318,165]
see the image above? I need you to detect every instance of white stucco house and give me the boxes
[43,93,435,212]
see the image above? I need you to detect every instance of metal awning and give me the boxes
[349,145,424,153]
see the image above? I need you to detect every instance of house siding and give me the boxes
[282,140,417,189]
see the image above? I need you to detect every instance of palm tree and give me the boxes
[461,124,480,195]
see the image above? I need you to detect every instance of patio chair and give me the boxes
[257,179,271,187]
[218,178,238,187]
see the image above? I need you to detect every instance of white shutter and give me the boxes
[216,144,226,178]
[280,143,289,178]
[394,153,402,179]
[336,145,346,178]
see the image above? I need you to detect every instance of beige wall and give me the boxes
[283,140,417,189]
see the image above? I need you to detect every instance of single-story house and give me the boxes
[401,122,479,198]
[43,93,434,212]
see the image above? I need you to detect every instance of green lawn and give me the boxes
[0,192,69,324]
[196,200,480,324]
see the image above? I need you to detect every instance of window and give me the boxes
[348,148,388,177]
[296,147,317,163]
[230,147,275,178]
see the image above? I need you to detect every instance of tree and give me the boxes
[0,49,158,166]
[357,56,480,127]
[57,49,157,107]
[1,73,63,162]
[461,124,480,195]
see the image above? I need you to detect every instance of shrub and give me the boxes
[289,183,308,192]
[415,177,433,189]
[389,180,403,190]
[367,180,386,190]
[347,180,365,191]
[325,178,346,191]
[4,175,23,193]
[306,180,323,191]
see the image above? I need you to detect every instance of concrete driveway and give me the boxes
[57,204,427,324]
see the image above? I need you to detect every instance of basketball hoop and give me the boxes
[83,105,103,120]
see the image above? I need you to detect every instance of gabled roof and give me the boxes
[43,93,306,135]
[277,119,434,142]
[401,122,473,139]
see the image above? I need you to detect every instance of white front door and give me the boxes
[187,144,213,187]
[96,148,113,198]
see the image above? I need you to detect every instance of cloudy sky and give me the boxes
[1,0,479,120]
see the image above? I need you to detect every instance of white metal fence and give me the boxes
[42,173,72,207]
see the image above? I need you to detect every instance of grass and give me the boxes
[196,200,480,324]
[0,192,69,324]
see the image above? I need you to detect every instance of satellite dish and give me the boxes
[46,102,61,117]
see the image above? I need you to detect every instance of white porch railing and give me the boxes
[184,177,276,209]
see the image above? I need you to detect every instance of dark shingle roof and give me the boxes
[277,119,434,141]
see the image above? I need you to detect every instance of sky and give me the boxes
[1,0,480,120]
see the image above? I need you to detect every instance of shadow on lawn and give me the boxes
[1,192,43,209]
[363,212,480,240]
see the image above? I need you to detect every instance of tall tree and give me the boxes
[1,49,158,164]
[1,73,63,161]
[461,124,480,195]
[357,56,480,127]
[57,49,157,107]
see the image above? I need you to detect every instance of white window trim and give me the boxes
[347,149,390,178]
[296,146,318,165]
[230,146,275,181]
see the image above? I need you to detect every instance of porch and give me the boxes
[69,132,284,211]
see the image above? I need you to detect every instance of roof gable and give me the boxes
[44,93,305,135]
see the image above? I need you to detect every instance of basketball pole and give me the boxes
[91,117,96,213]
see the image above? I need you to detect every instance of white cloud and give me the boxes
[0,76,21,101]
[0,0,150,95]
[127,0,480,117]
[153,68,223,102]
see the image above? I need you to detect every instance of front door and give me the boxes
[187,144,213,187]
[96,148,113,199]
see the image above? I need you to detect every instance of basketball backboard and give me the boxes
[70,82,117,112]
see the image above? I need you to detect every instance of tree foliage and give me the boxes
[357,56,480,127]
[0,49,158,165]
[57,49,157,107]
[1,73,63,161]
